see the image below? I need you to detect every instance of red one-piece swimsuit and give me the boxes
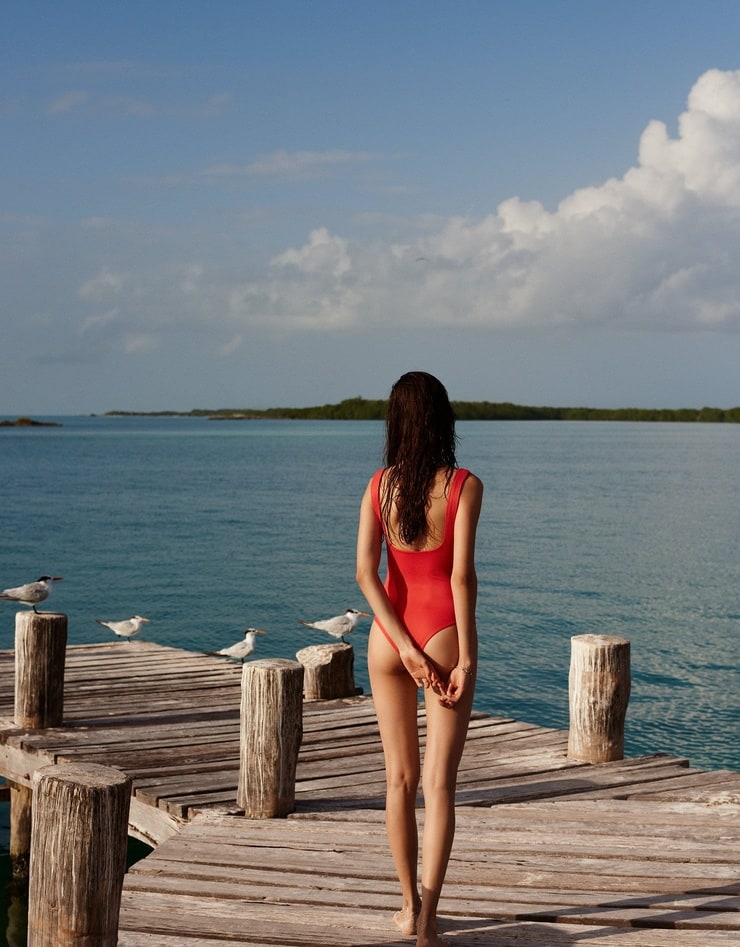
[370,467,470,652]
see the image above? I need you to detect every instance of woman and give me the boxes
[356,371,483,947]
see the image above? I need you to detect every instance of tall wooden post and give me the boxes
[9,782,33,877]
[568,634,631,762]
[296,642,357,699]
[237,658,304,818]
[14,611,67,728]
[28,762,132,947]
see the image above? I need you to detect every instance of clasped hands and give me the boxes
[401,649,467,706]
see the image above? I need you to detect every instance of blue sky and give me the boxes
[2,0,740,413]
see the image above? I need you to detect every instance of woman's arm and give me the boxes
[355,478,443,689]
[444,473,483,703]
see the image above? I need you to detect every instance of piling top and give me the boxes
[33,762,131,789]
[296,642,352,665]
[245,658,304,671]
[571,634,630,647]
[16,610,67,624]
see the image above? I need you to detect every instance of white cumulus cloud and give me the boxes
[226,68,740,334]
[67,68,740,353]
[272,227,351,278]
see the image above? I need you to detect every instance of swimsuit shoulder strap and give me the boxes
[444,468,470,532]
[370,468,385,521]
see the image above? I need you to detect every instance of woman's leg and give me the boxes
[368,624,423,934]
[417,631,475,946]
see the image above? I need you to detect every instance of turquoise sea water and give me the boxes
[0,417,738,940]
[1,417,737,765]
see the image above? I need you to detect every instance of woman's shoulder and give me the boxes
[458,468,484,497]
[364,469,386,507]
[456,466,481,482]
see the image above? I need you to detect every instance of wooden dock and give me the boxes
[1,641,738,945]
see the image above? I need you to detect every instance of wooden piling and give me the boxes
[237,658,304,818]
[14,611,67,728]
[296,641,356,699]
[9,782,33,876]
[28,762,132,947]
[568,634,631,762]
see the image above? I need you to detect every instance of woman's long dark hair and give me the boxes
[382,371,458,544]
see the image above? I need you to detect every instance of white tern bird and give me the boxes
[206,628,266,662]
[299,607,370,642]
[96,615,150,640]
[0,575,63,613]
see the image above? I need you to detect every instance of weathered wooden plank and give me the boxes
[128,794,184,847]
[117,895,740,945]
[465,733,569,756]
[134,770,240,807]
[49,726,239,749]
[458,797,739,822]
[123,856,740,912]
[8,726,238,756]
[121,861,740,927]
[59,746,241,775]
[121,886,740,941]
[128,808,738,875]
[154,834,736,890]
[126,851,740,905]
[211,804,739,852]
[118,890,407,942]
[556,770,740,801]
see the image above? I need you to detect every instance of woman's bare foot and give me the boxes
[416,915,449,947]
[393,906,418,937]
[416,931,449,947]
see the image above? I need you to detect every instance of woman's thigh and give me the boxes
[422,677,474,789]
[368,624,421,781]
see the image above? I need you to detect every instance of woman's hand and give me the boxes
[440,665,474,706]
[400,647,442,691]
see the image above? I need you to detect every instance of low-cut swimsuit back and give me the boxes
[370,467,470,653]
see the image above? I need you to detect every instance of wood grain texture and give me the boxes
[28,762,131,946]
[14,611,67,728]
[568,634,631,762]
[237,659,303,818]
[296,642,356,700]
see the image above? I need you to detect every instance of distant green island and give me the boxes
[0,416,61,427]
[105,398,740,423]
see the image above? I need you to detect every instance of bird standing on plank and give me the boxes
[206,628,266,662]
[0,575,63,613]
[96,615,150,640]
[299,607,370,642]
